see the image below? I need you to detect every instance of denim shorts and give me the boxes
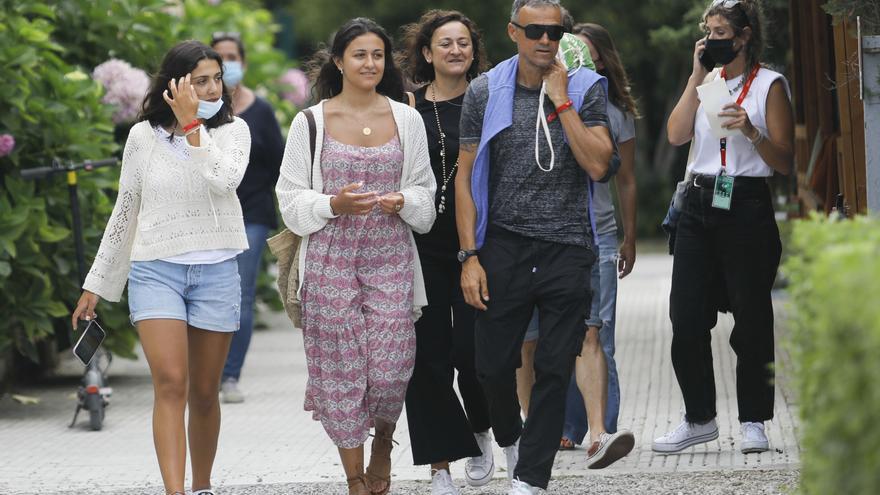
[128,259,241,332]
[524,233,618,342]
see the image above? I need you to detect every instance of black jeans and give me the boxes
[405,254,490,465]
[670,175,781,423]
[475,227,593,489]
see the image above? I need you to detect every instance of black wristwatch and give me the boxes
[457,249,479,263]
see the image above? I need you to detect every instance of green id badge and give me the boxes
[711,174,734,210]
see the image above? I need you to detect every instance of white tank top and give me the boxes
[691,67,791,177]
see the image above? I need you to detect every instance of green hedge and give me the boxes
[783,215,880,494]
[1,0,294,364]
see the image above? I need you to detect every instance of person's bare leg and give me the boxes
[516,340,537,417]
[576,326,608,444]
[431,461,451,474]
[339,446,369,495]
[187,326,233,492]
[365,419,396,494]
[138,319,190,495]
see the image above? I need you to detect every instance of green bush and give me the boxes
[0,2,134,360]
[1,0,296,365]
[783,215,880,494]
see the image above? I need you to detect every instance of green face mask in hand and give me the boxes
[556,33,596,75]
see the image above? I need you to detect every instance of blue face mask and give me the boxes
[222,61,244,87]
[197,98,225,120]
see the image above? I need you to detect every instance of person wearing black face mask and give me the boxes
[657,0,794,456]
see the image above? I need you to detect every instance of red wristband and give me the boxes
[547,100,574,123]
[182,119,201,133]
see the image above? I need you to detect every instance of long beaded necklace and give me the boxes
[431,82,458,214]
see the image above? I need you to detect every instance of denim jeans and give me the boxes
[563,232,620,443]
[223,222,270,380]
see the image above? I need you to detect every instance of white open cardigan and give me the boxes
[275,97,437,318]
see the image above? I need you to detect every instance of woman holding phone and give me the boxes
[72,40,250,495]
[654,0,793,455]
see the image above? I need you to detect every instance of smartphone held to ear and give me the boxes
[73,319,106,366]
[699,47,716,72]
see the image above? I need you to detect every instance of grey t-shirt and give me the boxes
[593,102,636,236]
[460,74,609,248]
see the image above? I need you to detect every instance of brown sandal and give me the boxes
[559,437,576,450]
[347,474,370,495]
[365,425,398,495]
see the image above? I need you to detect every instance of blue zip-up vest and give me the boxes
[470,55,608,249]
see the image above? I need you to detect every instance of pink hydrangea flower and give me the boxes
[0,134,15,157]
[92,59,150,124]
[279,68,310,107]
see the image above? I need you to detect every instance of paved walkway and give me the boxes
[0,253,800,494]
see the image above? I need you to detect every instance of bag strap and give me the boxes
[406,91,415,108]
[302,108,317,188]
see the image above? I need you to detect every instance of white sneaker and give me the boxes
[652,418,719,453]
[219,377,244,404]
[465,430,495,486]
[585,430,635,469]
[740,422,769,453]
[430,469,460,495]
[507,478,542,495]
[503,438,520,482]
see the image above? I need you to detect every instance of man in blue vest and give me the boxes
[455,1,614,493]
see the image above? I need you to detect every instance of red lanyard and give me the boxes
[719,65,760,170]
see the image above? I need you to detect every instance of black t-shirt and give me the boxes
[237,96,285,229]
[412,85,463,261]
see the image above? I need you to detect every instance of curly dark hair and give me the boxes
[400,10,488,85]
[140,40,234,130]
[308,18,405,102]
[700,0,765,71]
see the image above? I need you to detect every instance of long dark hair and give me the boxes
[308,18,405,102]
[400,10,488,85]
[140,40,234,129]
[572,23,640,119]
[700,0,765,71]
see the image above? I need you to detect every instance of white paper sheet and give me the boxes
[697,78,737,139]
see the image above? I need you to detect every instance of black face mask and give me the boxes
[704,38,740,66]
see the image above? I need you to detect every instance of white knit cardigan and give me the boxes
[275,97,437,317]
[83,118,251,302]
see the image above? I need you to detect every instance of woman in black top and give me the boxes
[211,34,285,403]
[400,10,491,495]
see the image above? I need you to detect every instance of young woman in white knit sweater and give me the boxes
[275,18,435,495]
[72,41,251,495]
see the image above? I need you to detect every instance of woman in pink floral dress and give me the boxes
[275,18,436,495]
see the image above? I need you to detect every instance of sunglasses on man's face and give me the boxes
[510,22,565,42]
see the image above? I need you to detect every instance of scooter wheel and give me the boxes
[86,394,104,431]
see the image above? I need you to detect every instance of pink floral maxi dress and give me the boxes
[300,132,416,449]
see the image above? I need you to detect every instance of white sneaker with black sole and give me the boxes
[431,469,460,495]
[585,430,635,469]
[465,430,495,487]
[740,421,770,453]
[652,418,719,453]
